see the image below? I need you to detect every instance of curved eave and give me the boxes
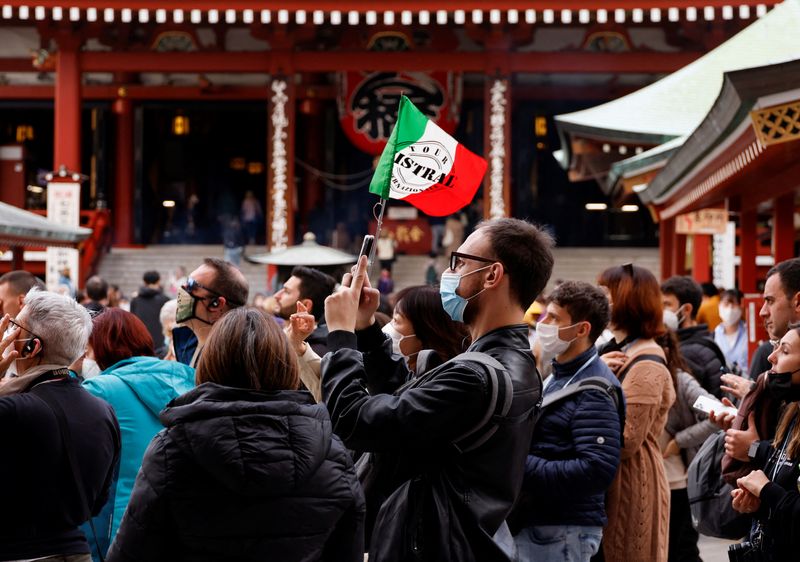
[0,230,91,247]
[650,59,800,212]
[246,247,357,266]
[613,135,687,203]
[555,0,800,173]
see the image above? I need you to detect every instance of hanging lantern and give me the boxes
[15,125,34,142]
[172,114,190,136]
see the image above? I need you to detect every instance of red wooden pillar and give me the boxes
[739,208,758,292]
[674,233,687,276]
[773,192,795,264]
[113,97,134,245]
[659,217,675,280]
[692,234,711,283]
[54,38,82,172]
[483,75,511,219]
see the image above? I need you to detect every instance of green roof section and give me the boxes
[555,0,800,147]
[606,135,687,195]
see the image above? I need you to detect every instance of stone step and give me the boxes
[96,245,660,303]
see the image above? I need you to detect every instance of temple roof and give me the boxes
[0,202,92,247]
[555,0,800,159]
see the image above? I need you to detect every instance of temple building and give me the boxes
[0,1,774,280]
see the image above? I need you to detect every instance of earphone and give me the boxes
[22,338,37,357]
[209,297,221,309]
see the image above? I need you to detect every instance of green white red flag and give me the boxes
[369,96,487,216]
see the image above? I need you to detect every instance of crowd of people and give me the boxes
[0,217,798,562]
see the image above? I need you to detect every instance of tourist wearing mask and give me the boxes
[516,281,623,562]
[107,308,364,561]
[81,308,195,557]
[598,264,675,562]
[715,289,749,377]
[0,292,119,562]
[731,322,800,560]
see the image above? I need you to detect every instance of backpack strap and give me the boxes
[541,376,620,411]
[450,351,515,454]
[617,353,667,384]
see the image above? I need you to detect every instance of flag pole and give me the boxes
[369,93,405,276]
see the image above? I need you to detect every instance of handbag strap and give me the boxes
[32,380,108,562]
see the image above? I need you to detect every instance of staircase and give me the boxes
[97,245,270,299]
[97,245,660,301]
[389,247,661,294]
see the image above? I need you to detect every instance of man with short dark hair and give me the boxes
[172,258,249,368]
[130,270,170,353]
[273,266,336,355]
[751,258,800,375]
[515,280,623,562]
[84,275,109,315]
[0,270,44,319]
[661,275,726,397]
[322,217,553,561]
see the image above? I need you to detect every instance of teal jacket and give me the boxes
[82,356,195,549]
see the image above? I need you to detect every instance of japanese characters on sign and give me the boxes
[45,182,80,291]
[675,209,728,235]
[339,70,461,155]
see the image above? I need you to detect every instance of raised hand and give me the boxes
[287,301,316,355]
[325,255,369,333]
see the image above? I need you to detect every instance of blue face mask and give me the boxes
[439,265,492,322]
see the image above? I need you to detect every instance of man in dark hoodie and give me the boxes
[130,270,170,352]
[661,275,727,397]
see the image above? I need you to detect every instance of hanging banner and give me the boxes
[45,181,80,292]
[675,209,728,235]
[338,70,461,155]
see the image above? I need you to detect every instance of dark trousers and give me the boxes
[669,487,702,562]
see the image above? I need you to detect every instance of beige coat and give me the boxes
[603,340,676,562]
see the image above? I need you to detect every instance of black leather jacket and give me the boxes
[322,324,541,562]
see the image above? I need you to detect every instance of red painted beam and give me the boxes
[692,234,711,283]
[0,1,771,10]
[54,46,81,172]
[739,208,757,293]
[659,217,674,280]
[80,50,700,73]
[113,98,134,245]
[773,192,795,264]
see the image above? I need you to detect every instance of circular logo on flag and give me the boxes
[391,140,453,194]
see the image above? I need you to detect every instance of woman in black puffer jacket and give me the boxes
[107,308,365,562]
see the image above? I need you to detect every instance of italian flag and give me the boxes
[369,96,487,216]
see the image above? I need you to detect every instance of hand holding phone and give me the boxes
[693,395,738,417]
[359,235,375,260]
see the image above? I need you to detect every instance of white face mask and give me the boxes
[663,309,680,332]
[719,305,742,327]
[382,322,418,359]
[535,322,579,358]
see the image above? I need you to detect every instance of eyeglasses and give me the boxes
[183,277,222,299]
[449,251,496,272]
[8,317,42,341]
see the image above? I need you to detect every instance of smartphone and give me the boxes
[693,395,738,417]
[359,235,375,260]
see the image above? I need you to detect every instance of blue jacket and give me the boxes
[522,346,624,527]
[82,356,196,551]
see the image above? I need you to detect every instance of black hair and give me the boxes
[720,288,743,304]
[202,258,248,307]
[660,275,703,320]
[143,270,160,285]
[768,258,800,301]
[290,266,337,322]
[394,285,469,362]
[548,280,610,343]
[477,218,554,309]
[85,275,109,302]
[700,282,719,297]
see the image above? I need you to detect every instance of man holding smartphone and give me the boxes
[322,218,553,562]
